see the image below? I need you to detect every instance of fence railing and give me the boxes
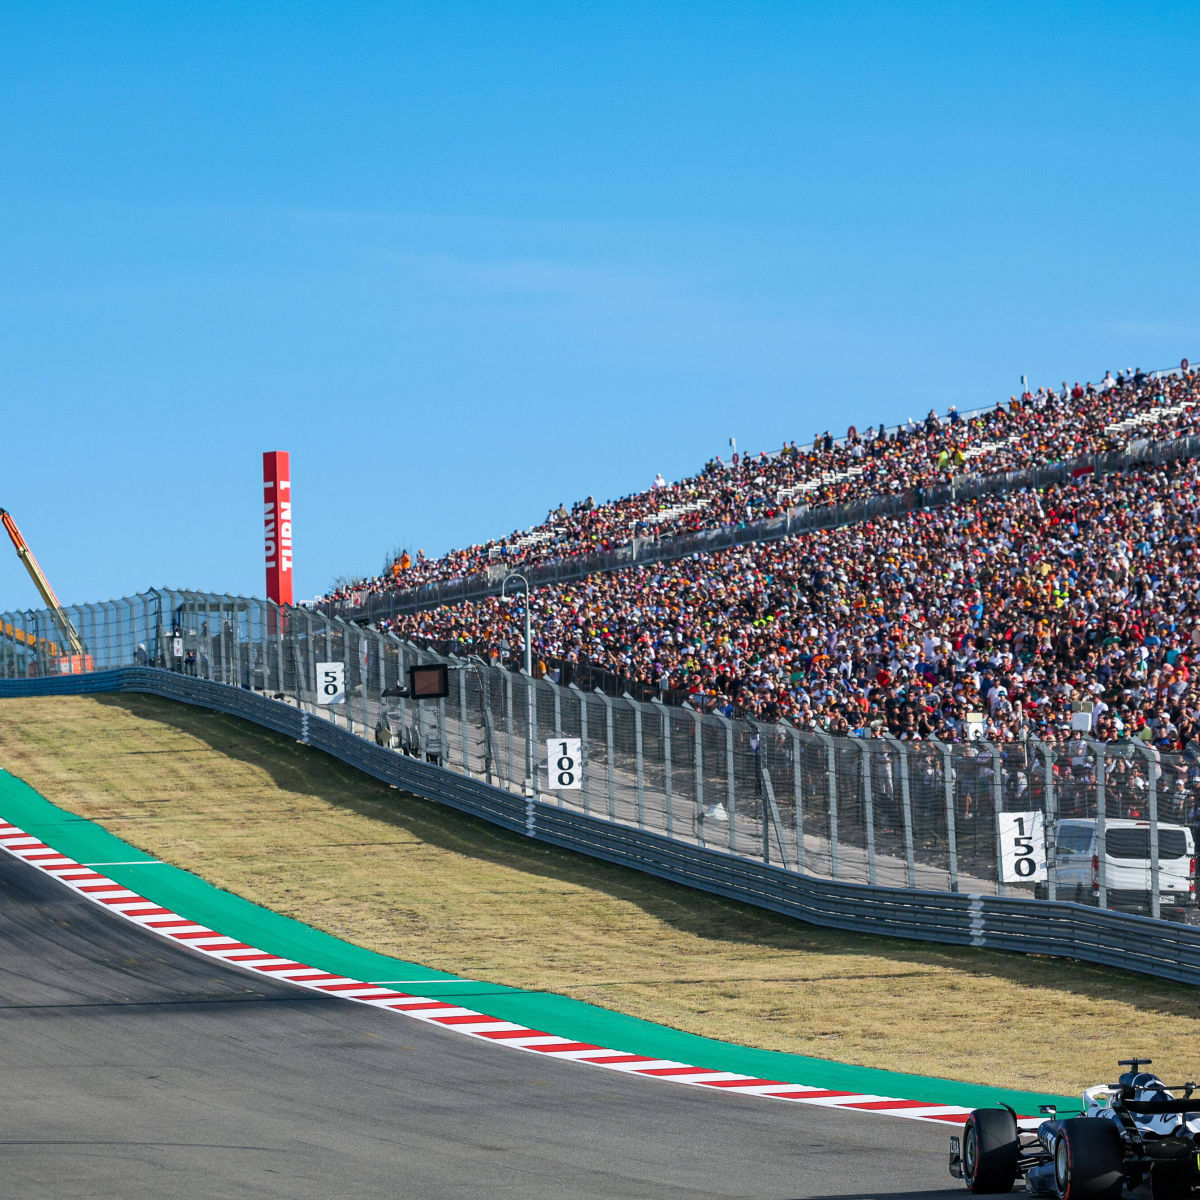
[322,427,1200,625]
[6,663,1200,991]
[3,589,1197,929]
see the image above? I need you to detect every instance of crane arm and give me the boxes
[1,509,87,658]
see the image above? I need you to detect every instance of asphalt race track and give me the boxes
[0,853,958,1199]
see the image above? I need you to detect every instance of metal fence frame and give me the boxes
[5,663,1200,991]
[3,588,1199,929]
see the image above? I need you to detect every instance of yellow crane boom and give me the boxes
[1,508,88,660]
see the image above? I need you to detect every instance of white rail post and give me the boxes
[785,721,805,875]
[1029,735,1058,902]
[523,670,538,802]
[883,733,916,888]
[1134,741,1161,920]
[684,703,706,850]
[594,689,616,820]
[455,655,470,775]
[623,694,645,829]
[569,683,591,816]
[854,738,877,885]
[977,739,1005,898]
[653,697,674,838]
[1086,738,1108,910]
[814,729,840,880]
[715,712,737,854]
[930,738,959,893]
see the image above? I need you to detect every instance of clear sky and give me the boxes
[2,1,1198,610]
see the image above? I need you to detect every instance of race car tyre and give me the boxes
[1053,1118,1122,1199]
[962,1108,1019,1194]
[1150,1162,1191,1199]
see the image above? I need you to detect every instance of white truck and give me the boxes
[1039,818,1196,919]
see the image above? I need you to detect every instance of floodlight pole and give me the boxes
[502,572,535,793]
[501,573,533,677]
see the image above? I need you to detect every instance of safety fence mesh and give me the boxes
[3,587,1196,919]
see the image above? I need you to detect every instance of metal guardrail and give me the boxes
[4,666,1200,990]
[5,588,1200,919]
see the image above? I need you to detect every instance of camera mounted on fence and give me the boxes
[382,663,450,700]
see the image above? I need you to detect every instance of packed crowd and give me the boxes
[325,363,1200,608]
[383,456,1200,757]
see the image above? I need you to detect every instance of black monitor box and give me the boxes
[409,663,449,699]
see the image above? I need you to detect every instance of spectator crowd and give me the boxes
[325,363,1200,609]
[382,455,1200,763]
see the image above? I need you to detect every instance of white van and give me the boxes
[1044,818,1196,918]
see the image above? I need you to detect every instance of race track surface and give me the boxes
[0,853,957,1199]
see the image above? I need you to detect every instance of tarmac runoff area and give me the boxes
[0,766,1069,1198]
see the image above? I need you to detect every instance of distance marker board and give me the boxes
[546,738,582,789]
[317,661,346,705]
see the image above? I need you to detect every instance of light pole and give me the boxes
[501,572,535,794]
[500,573,533,676]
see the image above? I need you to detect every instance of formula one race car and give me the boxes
[949,1060,1200,1197]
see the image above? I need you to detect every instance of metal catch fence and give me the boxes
[2,588,1197,925]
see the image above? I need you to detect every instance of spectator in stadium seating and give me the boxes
[322,363,1200,613]
[383,455,1200,755]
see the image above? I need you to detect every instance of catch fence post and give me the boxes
[931,738,959,892]
[594,689,616,820]
[854,739,877,885]
[306,609,319,706]
[785,722,805,874]
[653,697,674,838]
[473,657,496,784]
[523,670,538,801]
[455,656,470,774]
[569,683,591,816]
[624,693,645,829]
[685,703,706,850]
[334,618,349,730]
[504,670,515,789]
[141,592,156,667]
[980,739,1006,898]
[814,730,840,880]
[276,600,287,695]
[884,733,916,888]
[92,600,105,671]
[1134,741,1161,920]
[1087,738,1108,910]
[258,598,269,692]
[225,594,242,687]
[748,719,772,864]
[1030,736,1057,901]
[716,712,737,854]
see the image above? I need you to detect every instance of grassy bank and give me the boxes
[0,692,1195,1095]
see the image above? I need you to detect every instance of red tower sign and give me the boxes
[262,451,294,606]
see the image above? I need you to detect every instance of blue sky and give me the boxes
[2,1,1198,609]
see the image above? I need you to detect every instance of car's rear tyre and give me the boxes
[1151,1162,1192,1199]
[962,1108,1019,1193]
[1054,1118,1122,1199]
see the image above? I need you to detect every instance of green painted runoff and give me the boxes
[0,765,1072,1114]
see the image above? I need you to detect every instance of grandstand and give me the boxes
[386,455,1198,754]
[324,363,1198,616]
[327,360,1200,760]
